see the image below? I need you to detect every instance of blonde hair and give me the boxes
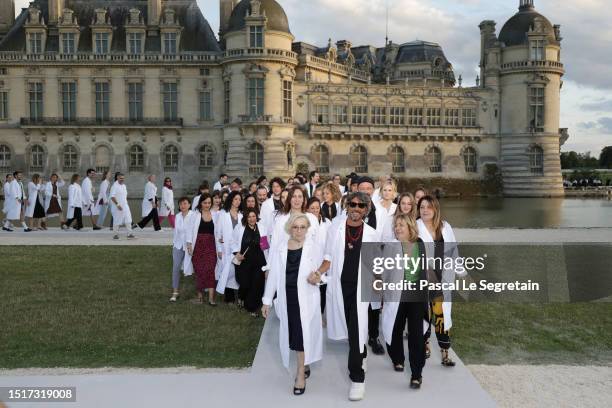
[322,181,342,203]
[418,195,443,240]
[393,213,419,242]
[394,192,417,220]
[284,213,311,235]
[381,180,398,200]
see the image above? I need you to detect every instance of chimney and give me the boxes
[148,0,163,26]
[336,40,352,54]
[219,0,236,38]
[48,0,65,25]
[0,0,15,37]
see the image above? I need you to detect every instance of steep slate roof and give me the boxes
[498,4,558,47]
[227,0,290,34]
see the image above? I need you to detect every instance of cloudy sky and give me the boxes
[14,0,612,155]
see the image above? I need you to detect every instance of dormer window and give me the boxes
[29,32,42,54]
[129,33,143,54]
[62,33,75,54]
[530,39,545,61]
[95,32,109,54]
[163,32,177,54]
[249,26,263,48]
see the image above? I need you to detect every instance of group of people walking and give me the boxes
[172,172,465,401]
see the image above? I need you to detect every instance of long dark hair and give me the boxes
[198,193,212,213]
[241,208,260,227]
[282,185,307,215]
[223,191,242,212]
[242,193,260,214]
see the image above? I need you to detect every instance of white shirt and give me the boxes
[97,179,110,205]
[110,182,128,208]
[173,210,193,250]
[213,181,223,191]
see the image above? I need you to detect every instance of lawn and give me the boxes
[0,246,610,368]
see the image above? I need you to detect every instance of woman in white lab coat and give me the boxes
[44,173,66,228]
[25,174,46,230]
[262,213,323,395]
[215,191,243,303]
[169,196,194,302]
[159,177,176,228]
[381,192,417,242]
[320,182,342,223]
[269,186,318,254]
[94,170,111,228]
[65,174,83,230]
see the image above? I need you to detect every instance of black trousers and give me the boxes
[342,283,367,383]
[66,207,83,230]
[320,284,327,314]
[137,208,161,231]
[224,288,236,303]
[386,301,426,378]
[368,303,380,340]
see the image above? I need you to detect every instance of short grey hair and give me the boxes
[284,213,311,235]
[344,192,371,216]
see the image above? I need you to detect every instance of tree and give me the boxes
[600,146,612,169]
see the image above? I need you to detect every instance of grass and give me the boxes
[0,246,610,368]
[0,246,264,369]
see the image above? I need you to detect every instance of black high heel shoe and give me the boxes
[305,366,311,379]
[293,380,306,395]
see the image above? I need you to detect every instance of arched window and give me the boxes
[163,145,179,172]
[390,146,405,173]
[199,145,215,169]
[29,144,45,171]
[249,142,264,176]
[313,145,329,174]
[0,144,11,171]
[426,146,442,173]
[351,145,368,173]
[129,145,145,171]
[62,144,79,172]
[463,146,477,173]
[95,145,111,174]
[528,145,544,175]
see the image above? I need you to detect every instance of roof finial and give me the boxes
[385,0,389,46]
[519,0,534,11]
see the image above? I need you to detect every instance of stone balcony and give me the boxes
[0,51,220,64]
[500,59,565,75]
[19,117,184,133]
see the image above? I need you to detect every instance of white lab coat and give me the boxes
[93,179,110,215]
[211,209,224,279]
[312,217,331,266]
[25,181,43,218]
[174,210,195,276]
[416,219,465,331]
[321,201,342,222]
[185,210,223,277]
[5,180,22,220]
[213,181,223,191]
[263,238,323,369]
[259,197,276,240]
[141,181,157,217]
[303,182,317,198]
[67,183,83,219]
[216,210,243,294]
[109,182,132,226]
[230,221,269,271]
[2,181,10,215]
[378,202,399,242]
[324,221,380,353]
[81,177,95,214]
[44,180,65,213]
[159,186,174,217]
[270,212,319,255]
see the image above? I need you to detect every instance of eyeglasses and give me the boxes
[348,202,367,209]
[291,225,307,230]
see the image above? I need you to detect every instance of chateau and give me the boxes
[0,0,567,196]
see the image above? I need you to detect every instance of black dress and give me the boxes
[235,225,267,312]
[286,247,304,352]
[33,192,46,219]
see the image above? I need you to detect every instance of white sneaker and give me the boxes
[349,382,365,401]
[362,357,367,373]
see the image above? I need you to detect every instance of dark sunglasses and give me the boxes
[348,202,367,209]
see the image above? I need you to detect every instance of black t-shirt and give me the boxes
[341,224,364,288]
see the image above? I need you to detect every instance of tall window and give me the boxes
[129,145,145,171]
[128,83,143,121]
[0,145,11,170]
[0,91,7,120]
[529,87,545,132]
[29,32,42,54]
[162,82,178,121]
[427,146,442,173]
[61,82,77,121]
[389,107,405,125]
[390,146,405,173]
[199,91,212,121]
[530,40,545,61]
[95,82,110,121]
[28,82,43,120]
[199,145,214,169]
[249,142,264,175]
[29,145,45,171]
[463,147,477,173]
[94,32,109,54]
[445,108,459,126]
[224,81,230,123]
[313,145,329,174]
[62,144,78,172]
[312,104,329,124]
[163,32,177,54]
[351,145,368,173]
[332,105,348,124]
[248,78,264,117]
[408,107,423,126]
[282,80,292,120]
[371,106,386,125]
[128,32,143,54]
[462,108,477,127]
[528,145,544,175]
[94,145,111,174]
[163,145,179,171]
[249,26,263,48]
[426,108,441,126]
[351,105,367,125]
[62,33,75,54]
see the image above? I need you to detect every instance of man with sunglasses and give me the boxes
[316,192,381,401]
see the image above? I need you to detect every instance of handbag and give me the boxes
[259,236,270,251]
[232,247,249,266]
